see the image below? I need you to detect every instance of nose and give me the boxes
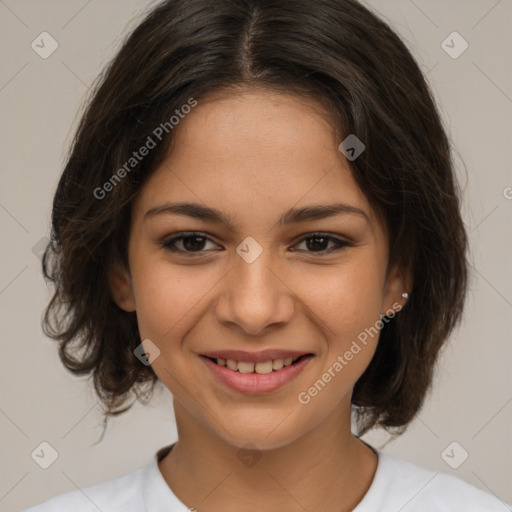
[214,246,295,336]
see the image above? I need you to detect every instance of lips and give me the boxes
[200,349,311,363]
[199,349,314,394]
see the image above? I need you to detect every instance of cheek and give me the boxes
[129,254,205,343]
[300,259,385,335]
[297,259,384,386]
[129,261,208,393]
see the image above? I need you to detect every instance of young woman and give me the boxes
[24,0,509,510]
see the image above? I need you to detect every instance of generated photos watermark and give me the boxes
[298,302,403,405]
[93,97,198,200]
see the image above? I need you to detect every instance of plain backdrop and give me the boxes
[0,1,511,510]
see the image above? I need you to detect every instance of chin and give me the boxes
[209,410,307,452]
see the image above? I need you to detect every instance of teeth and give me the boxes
[226,359,238,371]
[272,359,284,370]
[217,356,302,373]
[254,361,273,374]
[238,361,255,373]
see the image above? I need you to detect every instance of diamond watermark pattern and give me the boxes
[441,32,468,59]
[338,134,365,161]
[236,236,263,264]
[134,338,161,365]
[32,236,49,261]
[237,442,263,468]
[31,32,59,59]
[441,441,469,469]
[31,441,59,469]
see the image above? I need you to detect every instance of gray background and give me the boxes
[0,0,511,510]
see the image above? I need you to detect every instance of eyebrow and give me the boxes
[144,201,369,229]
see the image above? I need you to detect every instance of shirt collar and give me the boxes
[142,443,190,511]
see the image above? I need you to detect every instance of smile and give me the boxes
[205,355,304,374]
[199,352,314,394]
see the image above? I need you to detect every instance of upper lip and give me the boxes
[200,349,312,363]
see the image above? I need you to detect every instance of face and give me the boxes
[110,88,405,450]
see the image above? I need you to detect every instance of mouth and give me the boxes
[200,354,311,374]
[199,351,314,394]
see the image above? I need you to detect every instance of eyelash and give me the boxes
[160,231,354,257]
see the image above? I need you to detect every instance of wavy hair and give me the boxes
[42,0,468,439]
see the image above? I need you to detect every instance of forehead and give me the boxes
[132,89,375,231]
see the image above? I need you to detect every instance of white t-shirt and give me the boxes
[22,444,510,511]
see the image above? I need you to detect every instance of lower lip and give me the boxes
[200,355,313,395]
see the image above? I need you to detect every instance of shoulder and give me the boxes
[360,453,510,512]
[22,465,147,512]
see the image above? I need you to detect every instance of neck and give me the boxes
[158,399,378,512]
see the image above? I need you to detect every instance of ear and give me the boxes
[382,263,412,315]
[108,262,136,312]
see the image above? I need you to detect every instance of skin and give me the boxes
[109,87,408,512]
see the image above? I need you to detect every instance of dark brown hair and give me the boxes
[42,0,468,439]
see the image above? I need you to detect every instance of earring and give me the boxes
[401,292,409,299]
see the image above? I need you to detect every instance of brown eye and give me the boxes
[293,233,353,255]
[160,231,352,257]
[162,232,218,253]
